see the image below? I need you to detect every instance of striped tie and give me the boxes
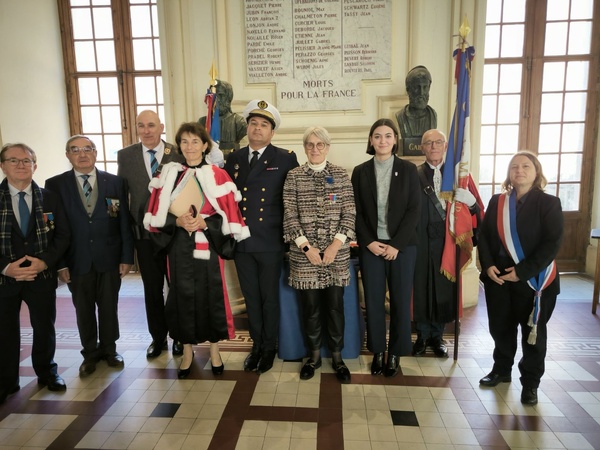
[81,174,92,201]
[148,149,158,176]
[18,191,30,234]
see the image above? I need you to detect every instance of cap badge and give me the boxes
[258,100,268,109]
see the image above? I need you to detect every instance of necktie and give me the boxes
[433,167,446,211]
[148,149,158,176]
[249,151,259,169]
[81,174,92,201]
[18,191,30,234]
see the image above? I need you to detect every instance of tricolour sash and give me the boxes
[497,191,556,345]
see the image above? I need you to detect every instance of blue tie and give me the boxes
[18,191,29,234]
[81,174,92,201]
[148,150,158,176]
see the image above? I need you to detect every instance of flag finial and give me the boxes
[459,15,471,41]
[209,60,218,87]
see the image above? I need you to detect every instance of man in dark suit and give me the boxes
[117,110,185,358]
[45,135,134,376]
[0,143,70,404]
[224,100,299,374]
[412,129,480,358]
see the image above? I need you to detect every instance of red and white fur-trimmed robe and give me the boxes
[144,162,250,255]
[143,162,249,342]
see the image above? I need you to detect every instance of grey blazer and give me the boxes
[117,141,183,238]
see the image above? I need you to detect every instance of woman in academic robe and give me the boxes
[144,122,249,378]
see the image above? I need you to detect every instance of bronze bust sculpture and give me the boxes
[395,66,437,156]
[199,79,247,158]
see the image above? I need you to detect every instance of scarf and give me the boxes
[497,190,556,344]
[0,180,49,281]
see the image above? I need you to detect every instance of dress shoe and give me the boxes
[172,341,183,356]
[244,351,261,372]
[427,338,448,358]
[521,387,538,405]
[146,340,168,358]
[300,358,322,380]
[79,358,98,377]
[412,339,426,356]
[332,360,351,384]
[257,350,276,374]
[211,355,224,375]
[178,351,195,379]
[0,385,20,404]
[385,354,400,378]
[371,352,384,375]
[479,372,511,387]
[38,375,67,391]
[104,353,125,367]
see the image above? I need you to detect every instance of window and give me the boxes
[479,0,599,271]
[58,0,164,173]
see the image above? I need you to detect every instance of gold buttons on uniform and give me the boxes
[259,208,263,212]
[243,187,247,191]
[261,198,265,202]
[243,217,246,221]
[259,218,263,221]
[262,188,266,191]
[243,197,247,202]
[243,207,247,211]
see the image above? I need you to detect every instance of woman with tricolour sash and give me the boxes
[478,151,563,406]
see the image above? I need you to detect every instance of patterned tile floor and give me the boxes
[1,274,600,449]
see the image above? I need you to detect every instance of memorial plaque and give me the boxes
[244,0,392,112]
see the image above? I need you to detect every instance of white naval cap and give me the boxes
[243,99,281,130]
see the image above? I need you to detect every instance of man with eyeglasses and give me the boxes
[117,110,185,359]
[45,135,134,377]
[224,100,298,374]
[0,143,70,404]
[412,129,480,358]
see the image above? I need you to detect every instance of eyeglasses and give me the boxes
[2,158,34,166]
[421,139,445,148]
[304,142,328,151]
[69,146,95,154]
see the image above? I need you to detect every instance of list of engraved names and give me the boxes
[244,0,391,112]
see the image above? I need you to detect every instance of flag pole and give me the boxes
[453,16,471,361]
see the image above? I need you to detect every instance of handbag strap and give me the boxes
[417,164,446,221]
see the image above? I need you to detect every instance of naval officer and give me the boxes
[224,100,299,374]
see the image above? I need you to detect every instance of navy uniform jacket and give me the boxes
[45,169,134,275]
[0,180,70,292]
[224,144,299,253]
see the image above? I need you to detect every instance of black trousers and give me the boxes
[360,245,416,356]
[68,267,122,360]
[299,286,345,353]
[0,281,58,389]
[135,238,168,343]
[483,278,557,388]
[234,251,283,352]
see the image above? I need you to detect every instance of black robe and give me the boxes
[413,164,456,324]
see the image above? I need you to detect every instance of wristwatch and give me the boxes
[302,245,310,253]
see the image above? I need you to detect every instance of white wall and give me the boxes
[0,0,72,184]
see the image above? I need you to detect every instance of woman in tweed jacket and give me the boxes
[283,126,356,384]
